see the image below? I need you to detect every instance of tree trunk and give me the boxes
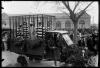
[73,22,78,44]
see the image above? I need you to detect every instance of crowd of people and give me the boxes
[77,30,98,67]
[1,29,98,67]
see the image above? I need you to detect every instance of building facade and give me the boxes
[2,12,91,38]
[2,13,10,29]
[47,11,91,30]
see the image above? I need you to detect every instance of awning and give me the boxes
[62,34,73,46]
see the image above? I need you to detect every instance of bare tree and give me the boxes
[60,1,94,44]
[40,1,94,44]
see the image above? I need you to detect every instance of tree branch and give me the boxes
[66,1,70,7]
[61,10,70,17]
[62,1,73,13]
[73,1,80,12]
[62,1,75,20]
[77,1,94,20]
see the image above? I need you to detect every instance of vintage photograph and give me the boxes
[1,1,99,67]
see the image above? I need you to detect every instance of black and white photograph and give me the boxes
[1,1,99,67]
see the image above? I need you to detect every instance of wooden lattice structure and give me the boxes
[9,14,55,40]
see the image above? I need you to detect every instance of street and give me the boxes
[2,51,64,67]
[2,50,98,67]
[2,1,98,67]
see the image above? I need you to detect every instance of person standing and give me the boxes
[2,32,9,51]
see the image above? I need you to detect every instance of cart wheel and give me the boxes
[17,56,28,67]
[1,59,4,62]
[34,56,42,63]
[35,59,41,63]
[29,56,33,61]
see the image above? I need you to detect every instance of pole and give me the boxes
[37,15,38,38]
[42,14,44,38]
[54,49,57,67]
[9,17,11,39]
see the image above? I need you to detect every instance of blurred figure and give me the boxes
[87,35,94,52]
[70,32,74,41]
[78,37,82,47]
[91,31,98,54]
[79,32,82,38]
[2,32,9,51]
[78,37,86,47]
[81,37,85,47]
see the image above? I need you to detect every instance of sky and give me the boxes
[2,1,99,24]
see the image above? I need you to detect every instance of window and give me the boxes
[79,20,85,24]
[38,17,43,27]
[47,17,52,28]
[65,21,71,29]
[56,21,61,29]
[47,21,49,27]
[38,22,42,27]
[79,20,85,29]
